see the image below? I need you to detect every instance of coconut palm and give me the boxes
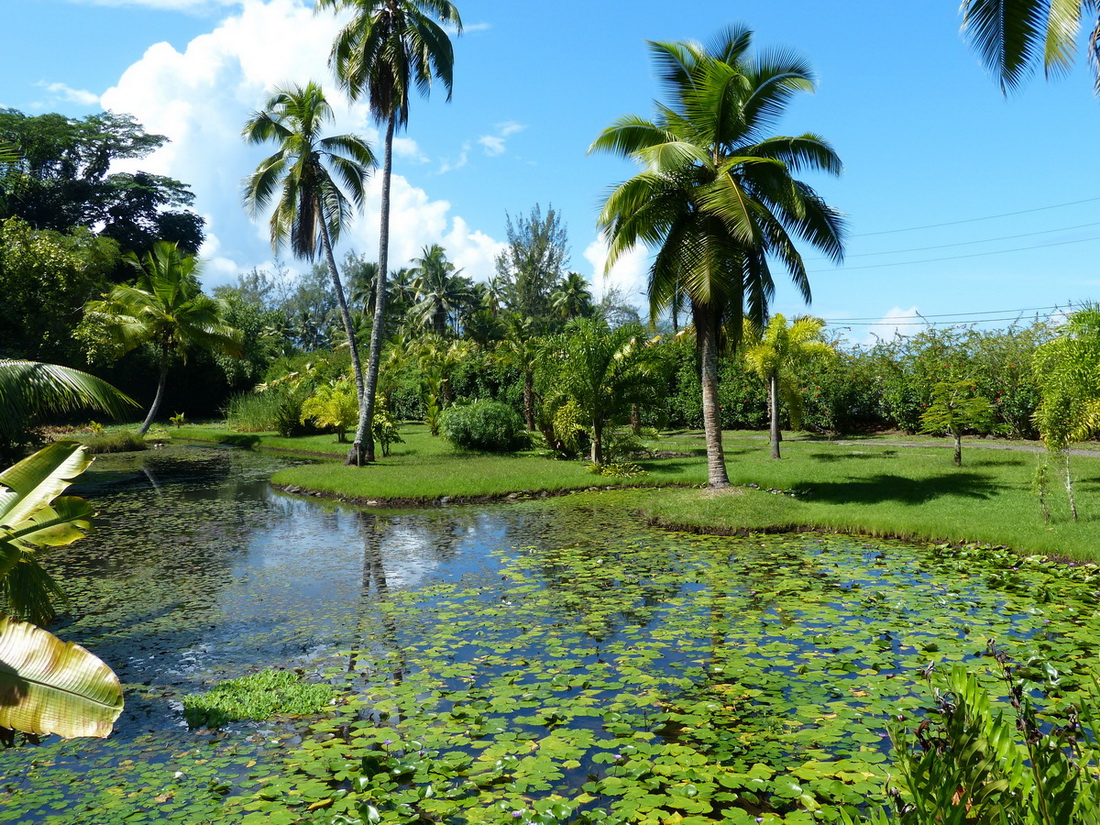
[83,242,242,435]
[242,81,375,417]
[409,243,470,336]
[318,0,462,464]
[960,0,1100,94]
[591,26,845,487]
[743,314,834,459]
[551,272,594,321]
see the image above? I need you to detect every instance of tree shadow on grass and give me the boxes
[808,451,896,462]
[807,473,1000,505]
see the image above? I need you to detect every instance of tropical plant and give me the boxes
[551,271,594,321]
[0,441,124,741]
[592,26,845,487]
[1032,304,1100,519]
[960,0,1100,95]
[319,0,463,464]
[242,81,375,437]
[300,377,359,442]
[540,318,663,466]
[408,243,473,336]
[81,241,241,435]
[440,399,526,453]
[743,314,835,459]
[0,360,136,458]
[918,379,994,466]
[495,204,571,332]
[495,315,540,431]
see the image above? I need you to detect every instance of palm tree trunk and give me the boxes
[139,354,170,436]
[1062,451,1078,521]
[769,371,781,460]
[319,214,365,406]
[591,416,603,466]
[349,114,396,465]
[697,307,729,488]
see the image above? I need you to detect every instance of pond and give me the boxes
[2,446,1099,824]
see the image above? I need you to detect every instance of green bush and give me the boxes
[223,390,286,433]
[73,430,148,454]
[440,399,527,453]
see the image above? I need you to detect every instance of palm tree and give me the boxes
[551,272,594,321]
[960,0,1100,94]
[242,81,376,419]
[318,0,462,464]
[743,314,834,459]
[591,26,845,488]
[409,243,467,336]
[84,241,242,434]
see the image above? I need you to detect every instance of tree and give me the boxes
[1032,304,1100,519]
[551,271,595,322]
[545,318,663,465]
[81,241,242,434]
[242,81,375,430]
[0,360,136,460]
[319,0,463,465]
[408,243,472,336]
[0,109,204,255]
[0,441,124,741]
[918,379,994,466]
[960,0,1100,94]
[495,204,570,333]
[743,314,835,459]
[300,377,359,442]
[592,26,845,487]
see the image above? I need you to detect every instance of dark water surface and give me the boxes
[1,446,1097,823]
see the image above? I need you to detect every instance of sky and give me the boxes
[4,0,1100,343]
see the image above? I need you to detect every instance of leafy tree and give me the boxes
[0,109,203,255]
[1032,305,1100,519]
[0,441,124,742]
[918,379,994,466]
[592,26,845,487]
[0,218,119,362]
[743,314,835,459]
[81,241,242,434]
[408,243,473,336]
[496,316,540,431]
[319,0,463,465]
[242,81,375,435]
[494,204,571,333]
[960,0,1100,94]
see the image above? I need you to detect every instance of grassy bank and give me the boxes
[176,423,1100,561]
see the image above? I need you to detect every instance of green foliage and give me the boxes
[918,379,994,465]
[1033,305,1100,451]
[182,669,335,729]
[493,205,572,334]
[75,430,147,454]
[440,399,527,453]
[885,650,1100,824]
[224,390,288,433]
[300,378,358,442]
[0,108,204,255]
[371,397,403,457]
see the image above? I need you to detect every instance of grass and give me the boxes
[181,669,335,729]
[175,421,1100,561]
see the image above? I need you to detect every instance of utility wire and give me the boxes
[823,304,1063,322]
[853,196,1100,237]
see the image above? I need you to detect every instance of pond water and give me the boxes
[2,446,1099,824]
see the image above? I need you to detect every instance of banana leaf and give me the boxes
[0,615,123,739]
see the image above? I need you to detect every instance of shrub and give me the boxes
[440,400,527,453]
[76,431,148,454]
[223,390,286,433]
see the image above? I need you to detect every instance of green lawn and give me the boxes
[175,423,1100,561]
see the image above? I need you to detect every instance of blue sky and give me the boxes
[5,0,1100,341]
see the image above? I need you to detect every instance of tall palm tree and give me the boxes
[743,314,834,459]
[318,0,462,464]
[242,81,375,413]
[960,0,1100,94]
[409,243,465,336]
[591,26,845,488]
[84,241,242,434]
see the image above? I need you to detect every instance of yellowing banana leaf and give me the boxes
[0,614,123,739]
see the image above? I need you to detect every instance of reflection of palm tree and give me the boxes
[349,512,406,689]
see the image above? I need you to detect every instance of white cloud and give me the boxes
[583,236,649,306]
[97,0,499,290]
[438,144,469,173]
[860,306,924,346]
[477,121,525,156]
[37,82,101,106]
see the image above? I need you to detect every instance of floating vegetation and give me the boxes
[183,669,336,729]
[2,450,1100,824]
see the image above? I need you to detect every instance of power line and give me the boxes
[812,234,1100,273]
[822,304,1064,322]
[854,196,1100,237]
[833,220,1100,259]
